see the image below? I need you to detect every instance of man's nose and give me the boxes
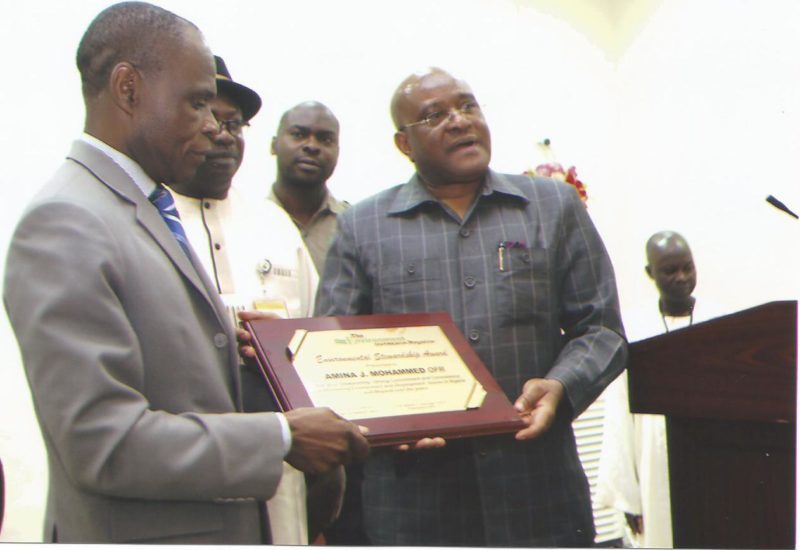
[212,124,236,145]
[444,108,470,129]
[302,140,320,154]
[200,110,219,137]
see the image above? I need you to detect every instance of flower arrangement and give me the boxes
[524,139,588,204]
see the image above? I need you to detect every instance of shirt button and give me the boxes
[459,228,471,238]
[213,333,228,348]
[214,243,222,250]
[464,276,476,288]
[407,263,417,275]
[468,329,480,342]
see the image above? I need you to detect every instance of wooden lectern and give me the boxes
[628,301,797,549]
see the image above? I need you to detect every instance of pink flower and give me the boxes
[525,163,589,204]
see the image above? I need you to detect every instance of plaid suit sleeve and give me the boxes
[314,209,372,316]
[547,185,627,416]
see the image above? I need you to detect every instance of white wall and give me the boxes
[0,0,797,541]
[612,0,800,320]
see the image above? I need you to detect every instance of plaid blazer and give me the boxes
[316,170,627,546]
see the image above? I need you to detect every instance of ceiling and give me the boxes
[513,0,664,61]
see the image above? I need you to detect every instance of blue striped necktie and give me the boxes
[148,185,191,257]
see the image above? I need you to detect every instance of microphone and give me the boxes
[766,195,799,219]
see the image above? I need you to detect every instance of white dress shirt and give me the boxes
[80,133,156,198]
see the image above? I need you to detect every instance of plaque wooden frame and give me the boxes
[244,312,526,446]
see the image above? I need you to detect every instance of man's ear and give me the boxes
[394,131,413,161]
[645,265,654,280]
[270,136,277,156]
[109,62,139,115]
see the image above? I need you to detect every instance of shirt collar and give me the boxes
[169,187,239,211]
[80,132,158,198]
[311,187,347,216]
[387,169,530,216]
[323,189,349,215]
[269,184,347,217]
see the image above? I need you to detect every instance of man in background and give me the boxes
[597,230,698,548]
[268,101,362,545]
[166,56,328,545]
[315,67,627,546]
[269,101,348,273]
[169,56,317,323]
[3,2,367,543]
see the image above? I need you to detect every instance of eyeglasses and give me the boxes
[216,119,249,136]
[401,102,484,130]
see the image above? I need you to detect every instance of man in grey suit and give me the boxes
[3,2,368,544]
[315,67,627,546]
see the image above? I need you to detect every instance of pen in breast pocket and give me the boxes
[497,241,506,271]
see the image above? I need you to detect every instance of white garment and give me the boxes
[171,187,318,545]
[596,302,720,548]
[597,371,672,548]
[172,188,318,322]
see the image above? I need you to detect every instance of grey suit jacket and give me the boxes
[4,141,285,543]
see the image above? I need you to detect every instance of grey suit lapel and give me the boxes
[65,141,233,337]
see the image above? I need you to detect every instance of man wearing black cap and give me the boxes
[168,56,322,545]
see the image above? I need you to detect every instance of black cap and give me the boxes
[214,55,262,121]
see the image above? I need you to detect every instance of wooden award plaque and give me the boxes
[243,312,525,446]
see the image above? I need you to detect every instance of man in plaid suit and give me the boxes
[315,67,627,546]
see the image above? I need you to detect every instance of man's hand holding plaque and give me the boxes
[513,378,566,440]
[236,310,371,469]
[243,312,526,447]
[284,407,370,473]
